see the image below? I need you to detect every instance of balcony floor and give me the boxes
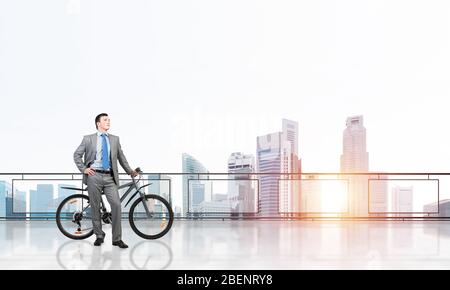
[0,220,449,269]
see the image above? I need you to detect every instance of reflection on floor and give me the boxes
[0,220,450,269]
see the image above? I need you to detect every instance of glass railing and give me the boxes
[0,172,448,220]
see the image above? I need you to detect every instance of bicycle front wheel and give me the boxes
[129,194,174,239]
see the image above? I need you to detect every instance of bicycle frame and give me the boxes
[120,175,152,208]
[75,174,155,219]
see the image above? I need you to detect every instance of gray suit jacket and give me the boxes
[73,133,133,185]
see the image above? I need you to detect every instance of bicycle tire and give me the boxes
[128,194,174,239]
[56,194,94,240]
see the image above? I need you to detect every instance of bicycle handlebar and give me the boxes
[131,167,143,183]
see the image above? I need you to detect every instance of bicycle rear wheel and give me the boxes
[56,194,94,240]
[129,194,174,239]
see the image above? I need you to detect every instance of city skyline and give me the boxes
[1,112,446,218]
[0,114,445,217]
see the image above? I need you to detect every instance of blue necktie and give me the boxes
[101,134,110,170]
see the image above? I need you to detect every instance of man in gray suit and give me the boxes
[74,113,137,248]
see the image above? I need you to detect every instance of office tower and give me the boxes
[257,132,291,217]
[6,189,27,219]
[340,115,369,217]
[282,119,301,178]
[227,152,256,216]
[392,186,413,216]
[30,184,54,218]
[182,153,209,217]
[368,175,388,216]
[341,115,369,172]
[0,181,8,217]
[191,183,205,210]
[257,119,301,217]
[282,119,302,216]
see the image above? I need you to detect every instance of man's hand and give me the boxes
[130,170,139,178]
[84,167,95,176]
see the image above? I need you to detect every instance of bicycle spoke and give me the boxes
[130,195,173,239]
[57,195,94,239]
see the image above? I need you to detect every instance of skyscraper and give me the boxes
[182,153,209,217]
[282,119,302,216]
[282,119,298,158]
[227,152,256,216]
[340,115,369,216]
[6,189,26,219]
[0,181,10,218]
[368,175,388,216]
[30,184,54,218]
[257,132,291,217]
[256,119,301,218]
[341,115,369,172]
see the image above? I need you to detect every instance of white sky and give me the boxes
[1,0,450,176]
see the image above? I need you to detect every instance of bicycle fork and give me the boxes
[139,192,153,218]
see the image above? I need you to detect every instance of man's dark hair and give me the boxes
[95,113,109,129]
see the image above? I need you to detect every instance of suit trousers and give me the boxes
[86,172,122,242]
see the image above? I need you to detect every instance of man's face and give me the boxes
[97,116,110,131]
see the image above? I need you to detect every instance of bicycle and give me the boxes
[56,167,174,240]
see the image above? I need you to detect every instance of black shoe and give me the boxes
[94,237,104,246]
[112,240,129,248]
